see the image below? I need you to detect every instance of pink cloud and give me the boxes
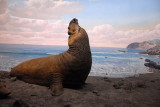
[0,0,160,48]
[88,24,160,47]
[0,30,68,46]
[9,0,83,20]
[0,0,8,14]
[0,9,68,46]
[0,6,69,45]
[0,15,160,47]
[0,13,10,25]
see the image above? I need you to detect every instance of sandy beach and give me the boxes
[0,68,160,107]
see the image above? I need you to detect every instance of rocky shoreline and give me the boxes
[0,68,160,107]
[140,45,160,55]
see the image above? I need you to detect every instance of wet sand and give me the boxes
[0,68,160,107]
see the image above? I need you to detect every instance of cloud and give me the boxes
[0,0,8,14]
[9,0,83,20]
[0,13,10,25]
[0,14,68,45]
[0,13,67,32]
[0,0,69,46]
[0,14,160,47]
[0,0,160,48]
[88,24,160,47]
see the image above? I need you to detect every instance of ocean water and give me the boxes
[0,44,159,78]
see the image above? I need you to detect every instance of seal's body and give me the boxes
[10,18,92,95]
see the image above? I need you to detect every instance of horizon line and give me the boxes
[0,43,126,49]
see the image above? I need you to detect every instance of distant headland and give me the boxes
[127,39,160,50]
[127,39,160,55]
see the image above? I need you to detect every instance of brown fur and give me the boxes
[10,18,92,95]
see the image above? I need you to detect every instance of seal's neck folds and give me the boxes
[67,28,91,59]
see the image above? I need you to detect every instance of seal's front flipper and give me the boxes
[50,74,63,96]
[50,83,63,96]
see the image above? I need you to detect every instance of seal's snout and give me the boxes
[69,18,78,25]
[72,18,78,24]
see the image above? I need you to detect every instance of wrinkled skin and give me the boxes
[10,18,92,96]
[0,82,11,98]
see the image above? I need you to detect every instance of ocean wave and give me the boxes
[0,52,54,56]
[92,56,106,58]
[46,53,56,55]
[92,52,107,54]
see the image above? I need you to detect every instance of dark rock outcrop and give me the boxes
[144,59,160,69]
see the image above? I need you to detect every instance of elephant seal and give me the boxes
[10,18,92,95]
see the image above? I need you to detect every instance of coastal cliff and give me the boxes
[127,39,160,50]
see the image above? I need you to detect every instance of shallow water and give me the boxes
[0,44,159,78]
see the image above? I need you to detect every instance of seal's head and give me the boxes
[68,18,80,35]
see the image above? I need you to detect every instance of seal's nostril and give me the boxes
[68,32,71,35]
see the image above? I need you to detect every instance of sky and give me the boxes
[0,0,160,48]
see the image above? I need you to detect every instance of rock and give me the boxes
[93,90,98,94]
[136,81,146,88]
[103,77,111,82]
[0,82,11,98]
[147,69,154,73]
[113,84,120,89]
[12,100,29,107]
[150,80,155,82]
[118,50,127,53]
[10,77,17,81]
[30,94,37,96]
[113,80,146,90]
[145,59,151,62]
[139,51,147,54]
[123,82,133,91]
[113,80,124,89]
[92,90,100,96]
[144,60,160,69]
[0,71,10,79]
[64,104,71,107]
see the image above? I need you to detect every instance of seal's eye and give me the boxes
[73,29,76,32]
[68,27,70,30]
